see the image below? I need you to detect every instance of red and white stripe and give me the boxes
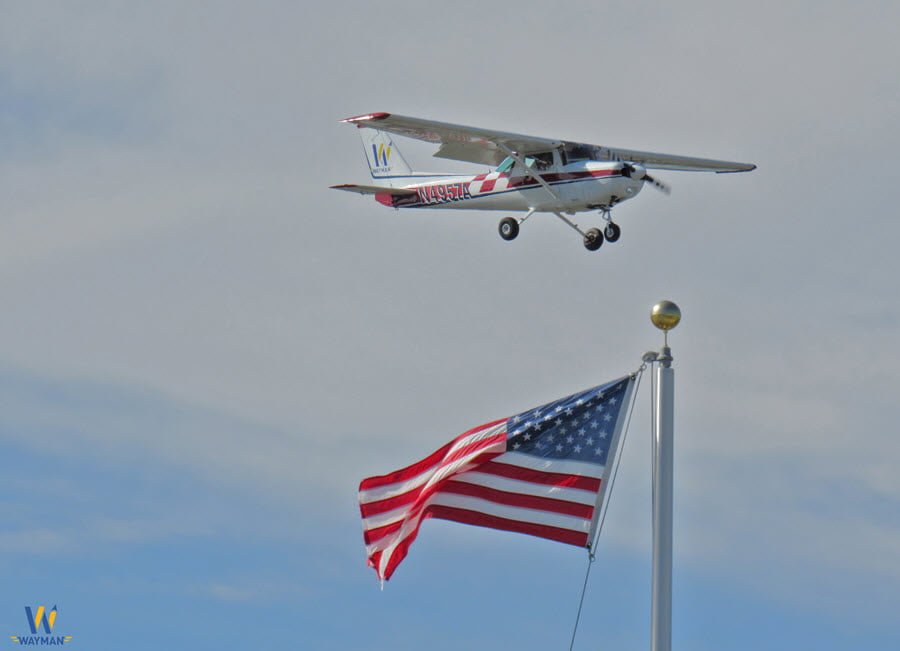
[468,172,510,195]
[358,419,605,582]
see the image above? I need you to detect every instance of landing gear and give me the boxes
[501,208,615,252]
[599,207,621,243]
[583,228,603,251]
[498,217,519,241]
[604,221,621,242]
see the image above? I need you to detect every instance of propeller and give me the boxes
[621,163,671,195]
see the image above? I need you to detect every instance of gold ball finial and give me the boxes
[651,300,681,331]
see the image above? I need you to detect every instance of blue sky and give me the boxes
[2,2,899,649]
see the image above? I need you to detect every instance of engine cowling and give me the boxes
[623,163,647,180]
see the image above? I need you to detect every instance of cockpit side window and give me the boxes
[496,157,515,173]
[564,143,593,163]
[526,152,554,170]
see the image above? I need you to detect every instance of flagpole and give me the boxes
[650,300,681,651]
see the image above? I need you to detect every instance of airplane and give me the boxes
[331,112,756,251]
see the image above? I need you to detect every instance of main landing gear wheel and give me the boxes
[498,217,519,241]
[583,228,603,251]
[604,222,621,242]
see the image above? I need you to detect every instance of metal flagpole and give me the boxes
[649,300,681,651]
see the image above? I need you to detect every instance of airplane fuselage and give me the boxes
[377,161,643,214]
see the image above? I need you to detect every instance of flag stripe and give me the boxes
[440,479,595,519]
[358,441,453,492]
[494,451,607,479]
[360,453,598,518]
[426,504,589,547]
[427,492,592,533]
[475,459,602,491]
[363,472,596,551]
[450,470,598,505]
[358,418,506,492]
[363,519,403,546]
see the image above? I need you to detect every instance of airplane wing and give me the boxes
[329,183,418,196]
[341,112,755,172]
[575,144,756,173]
[341,113,561,166]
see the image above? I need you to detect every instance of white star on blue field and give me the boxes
[507,377,628,463]
[1,2,899,650]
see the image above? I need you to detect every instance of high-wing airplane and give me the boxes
[331,113,755,251]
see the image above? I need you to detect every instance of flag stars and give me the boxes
[501,382,628,464]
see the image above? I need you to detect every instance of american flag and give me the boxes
[358,375,636,581]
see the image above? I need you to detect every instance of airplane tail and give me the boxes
[358,129,413,181]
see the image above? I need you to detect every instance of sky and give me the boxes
[1,1,899,649]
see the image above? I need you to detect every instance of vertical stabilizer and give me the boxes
[358,129,413,180]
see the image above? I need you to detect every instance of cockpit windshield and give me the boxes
[496,157,515,173]
[496,152,554,173]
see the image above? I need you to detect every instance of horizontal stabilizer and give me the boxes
[330,184,418,196]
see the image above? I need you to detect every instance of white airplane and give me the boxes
[332,112,755,251]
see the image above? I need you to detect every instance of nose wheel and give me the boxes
[498,217,519,241]
[599,208,621,243]
[604,221,621,242]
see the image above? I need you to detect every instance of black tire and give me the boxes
[604,222,621,242]
[498,217,519,241]
[583,228,603,251]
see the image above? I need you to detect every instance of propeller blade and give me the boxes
[644,174,672,195]
[621,163,672,195]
